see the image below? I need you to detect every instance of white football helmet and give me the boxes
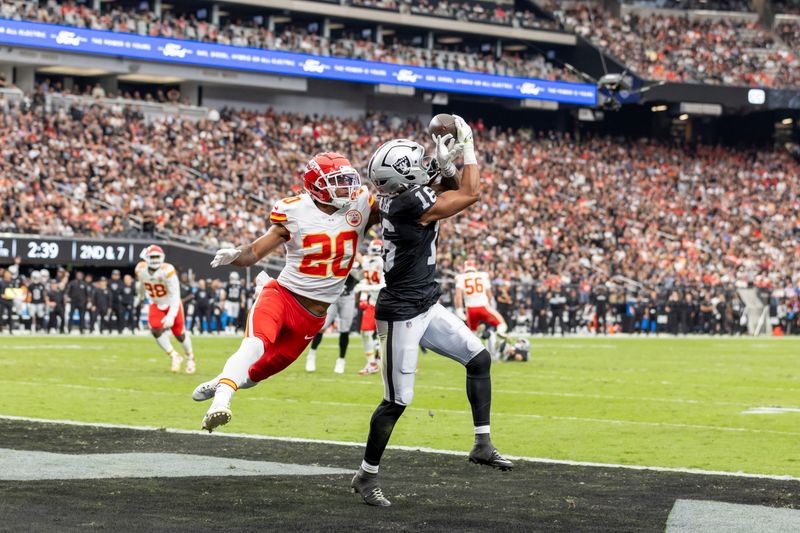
[367,139,437,197]
[31,270,42,284]
[39,269,50,282]
[229,272,240,284]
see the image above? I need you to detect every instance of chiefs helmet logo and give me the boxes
[307,159,323,174]
[391,155,411,175]
[345,209,363,227]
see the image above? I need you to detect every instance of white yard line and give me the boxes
[741,407,800,415]
[0,414,798,482]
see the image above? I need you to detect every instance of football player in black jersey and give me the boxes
[223,272,245,333]
[351,116,513,507]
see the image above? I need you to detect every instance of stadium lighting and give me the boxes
[437,36,463,44]
[651,105,667,112]
[504,44,527,52]
[782,118,793,125]
[679,114,689,121]
[329,22,345,30]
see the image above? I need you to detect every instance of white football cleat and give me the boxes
[170,351,183,373]
[358,362,380,376]
[201,406,232,433]
[185,359,196,374]
[334,358,346,374]
[305,352,316,373]
[192,378,219,402]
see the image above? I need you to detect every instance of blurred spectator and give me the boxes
[555,2,800,88]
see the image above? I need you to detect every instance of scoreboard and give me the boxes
[0,236,147,266]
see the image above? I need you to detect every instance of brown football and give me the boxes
[428,113,457,138]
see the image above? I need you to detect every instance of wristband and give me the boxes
[462,144,477,165]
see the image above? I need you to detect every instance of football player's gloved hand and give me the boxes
[432,133,462,178]
[456,308,467,321]
[162,314,175,329]
[452,115,476,165]
[253,270,272,298]
[211,248,241,268]
[359,299,369,311]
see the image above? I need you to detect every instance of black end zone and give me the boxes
[0,420,797,532]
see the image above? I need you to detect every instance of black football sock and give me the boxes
[310,333,323,350]
[363,400,406,467]
[338,332,349,359]
[466,350,492,437]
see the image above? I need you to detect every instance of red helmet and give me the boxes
[145,244,165,270]
[368,239,383,256]
[303,152,361,209]
[463,260,477,273]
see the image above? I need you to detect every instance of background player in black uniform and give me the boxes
[223,272,245,333]
[46,279,65,333]
[91,277,112,333]
[351,117,512,507]
[65,271,88,334]
[108,269,122,332]
[119,274,137,332]
[27,270,48,333]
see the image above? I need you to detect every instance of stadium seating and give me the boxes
[1,94,797,305]
[553,1,800,88]
[1,1,573,81]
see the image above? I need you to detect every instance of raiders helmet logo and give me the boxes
[391,155,412,175]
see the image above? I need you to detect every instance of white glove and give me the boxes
[456,308,467,321]
[452,114,476,165]
[162,314,175,329]
[432,133,462,178]
[211,248,241,268]
[253,270,272,298]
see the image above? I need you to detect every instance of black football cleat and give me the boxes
[351,468,391,507]
[468,444,514,471]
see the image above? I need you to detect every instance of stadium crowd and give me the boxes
[1,1,571,81]
[1,262,797,337]
[0,95,798,335]
[556,2,800,88]
[349,0,559,29]
[619,0,753,10]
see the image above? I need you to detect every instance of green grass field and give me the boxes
[1,335,799,477]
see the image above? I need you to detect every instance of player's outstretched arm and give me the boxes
[419,163,478,224]
[419,116,479,225]
[211,223,290,268]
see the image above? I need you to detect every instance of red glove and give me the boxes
[359,300,369,310]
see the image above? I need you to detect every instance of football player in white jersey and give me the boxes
[193,152,378,432]
[454,260,508,358]
[355,239,385,375]
[136,245,196,373]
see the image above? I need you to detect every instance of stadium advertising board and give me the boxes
[0,18,597,106]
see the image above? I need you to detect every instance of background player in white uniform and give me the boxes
[351,117,512,507]
[304,269,359,374]
[354,239,385,375]
[192,152,378,432]
[455,260,508,359]
[136,245,196,373]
